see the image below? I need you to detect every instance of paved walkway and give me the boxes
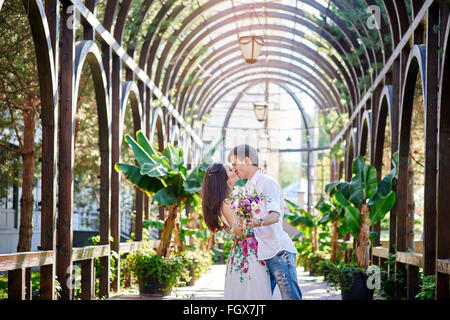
[109,265,341,300]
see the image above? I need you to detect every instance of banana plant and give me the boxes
[115,130,223,257]
[325,153,399,269]
[315,195,346,262]
[284,199,319,253]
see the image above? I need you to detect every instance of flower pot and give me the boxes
[138,275,172,297]
[340,270,374,300]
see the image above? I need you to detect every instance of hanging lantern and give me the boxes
[239,35,264,64]
[253,102,268,122]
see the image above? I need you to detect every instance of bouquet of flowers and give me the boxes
[227,186,265,238]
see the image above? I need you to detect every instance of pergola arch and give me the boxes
[396,44,427,254]
[199,72,331,124]
[176,38,351,116]
[373,85,394,176]
[345,128,357,182]
[150,107,167,151]
[195,60,339,118]
[359,110,372,159]
[176,32,348,116]
[159,7,364,93]
[156,4,364,104]
[119,81,144,148]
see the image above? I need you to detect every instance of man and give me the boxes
[228,144,302,300]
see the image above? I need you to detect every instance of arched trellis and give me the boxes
[149,0,375,110]
[2,0,450,302]
[202,74,328,126]
[159,3,364,113]
[219,79,314,212]
[120,81,144,146]
[150,107,167,152]
[161,7,364,105]
[177,39,349,116]
[345,128,357,182]
[359,110,372,159]
[196,61,339,119]
[373,85,394,177]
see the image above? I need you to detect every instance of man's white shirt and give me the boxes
[245,169,297,261]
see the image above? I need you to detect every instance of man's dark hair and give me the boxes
[227,144,258,167]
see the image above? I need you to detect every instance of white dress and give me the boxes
[221,212,272,300]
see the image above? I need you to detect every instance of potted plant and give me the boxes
[127,241,187,296]
[324,261,376,300]
[325,154,398,300]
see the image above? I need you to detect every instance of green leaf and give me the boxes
[140,162,169,177]
[369,231,378,245]
[114,163,164,195]
[153,187,178,206]
[143,219,164,230]
[334,190,351,209]
[344,206,361,235]
[124,134,156,168]
[136,130,158,157]
[364,164,378,199]
[348,156,365,205]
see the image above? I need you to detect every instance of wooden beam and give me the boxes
[396,251,424,267]
[119,240,159,254]
[436,259,450,275]
[71,245,110,262]
[372,246,389,259]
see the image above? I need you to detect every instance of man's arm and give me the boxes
[247,179,282,228]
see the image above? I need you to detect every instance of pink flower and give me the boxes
[243,268,248,273]
[243,199,250,205]
[255,208,261,214]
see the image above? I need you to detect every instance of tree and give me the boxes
[326,154,398,269]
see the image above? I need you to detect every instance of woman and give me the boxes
[201,163,272,300]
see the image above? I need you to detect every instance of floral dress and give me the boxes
[222,214,272,300]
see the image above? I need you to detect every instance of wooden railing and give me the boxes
[371,241,450,300]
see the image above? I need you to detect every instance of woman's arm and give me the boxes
[221,202,243,237]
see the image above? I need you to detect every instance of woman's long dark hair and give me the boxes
[201,163,230,234]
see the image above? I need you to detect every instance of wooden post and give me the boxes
[39,0,59,301]
[81,259,95,300]
[436,0,450,300]
[423,1,439,277]
[110,51,121,293]
[57,0,75,300]
[406,264,420,300]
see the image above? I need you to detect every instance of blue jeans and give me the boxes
[266,250,302,300]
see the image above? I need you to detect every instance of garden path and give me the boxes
[109,264,341,300]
